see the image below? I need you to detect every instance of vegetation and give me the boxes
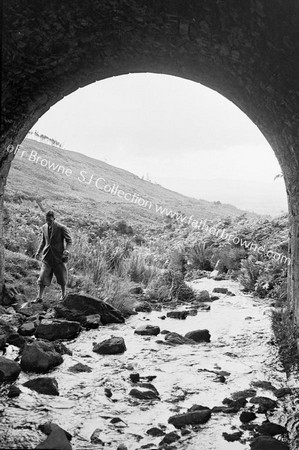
[3,137,293,369]
[4,191,289,312]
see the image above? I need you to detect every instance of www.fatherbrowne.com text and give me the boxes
[12,145,289,265]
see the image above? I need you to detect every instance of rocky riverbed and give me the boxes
[0,278,296,449]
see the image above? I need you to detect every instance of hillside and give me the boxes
[5,138,257,228]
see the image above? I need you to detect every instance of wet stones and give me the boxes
[36,423,72,450]
[257,421,288,437]
[188,404,210,412]
[116,445,127,450]
[90,429,105,445]
[6,332,26,349]
[0,334,6,351]
[249,396,278,412]
[166,311,189,320]
[162,329,211,346]
[196,290,210,301]
[129,388,159,400]
[129,383,160,400]
[0,317,19,341]
[212,287,228,294]
[0,356,21,382]
[134,325,160,336]
[240,411,257,423]
[18,321,36,336]
[147,427,165,437]
[61,293,125,324]
[84,314,102,329]
[68,363,92,373]
[164,332,195,346]
[8,384,21,398]
[185,329,211,343]
[251,380,277,392]
[23,377,59,396]
[20,341,63,373]
[159,431,180,445]
[274,387,292,398]
[135,302,152,313]
[93,337,126,355]
[38,422,72,441]
[35,319,81,341]
[250,435,290,450]
[196,304,211,311]
[129,373,140,383]
[223,431,243,442]
[168,410,211,428]
[232,389,257,400]
[223,397,247,411]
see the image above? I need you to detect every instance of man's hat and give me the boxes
[46,210,55,218]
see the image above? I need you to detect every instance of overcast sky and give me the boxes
[32,73,287,215]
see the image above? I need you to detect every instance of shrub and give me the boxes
[238,256,264,291]
[187,242,213,271]
[211,245,247,273]
[113,220,133,235]
[125,251,160,285]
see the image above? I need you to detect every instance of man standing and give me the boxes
[35,210,72,302]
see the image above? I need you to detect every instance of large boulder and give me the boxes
[36,423,72,449]
[0,356,21,382]
[35,319,81,341]
[257,422,288,436]
[168,410,211,428]
[60,293,125,325]
[23,377,59,396]
[250,436,289,450]
[134,325,160,336]
[93,337,126,355]
[38,422,72,441]
[185,329,211,343]
[21,341,63,373]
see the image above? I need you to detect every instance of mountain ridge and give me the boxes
[6,138,259,227]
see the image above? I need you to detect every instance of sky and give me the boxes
[32,73,287,216]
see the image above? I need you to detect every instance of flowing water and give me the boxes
[0,278,291,449]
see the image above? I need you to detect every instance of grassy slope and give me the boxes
[5,138,257,228]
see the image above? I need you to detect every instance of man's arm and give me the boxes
[62,226,72,252]
[35,229,45,258]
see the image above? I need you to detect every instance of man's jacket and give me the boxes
[37,221,72,265]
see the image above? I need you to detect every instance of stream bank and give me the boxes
[0,278,295,449]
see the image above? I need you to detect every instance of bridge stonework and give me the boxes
[1,0,299,322]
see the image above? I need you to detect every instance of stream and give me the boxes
[0,278,291,449]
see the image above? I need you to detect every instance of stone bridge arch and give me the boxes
[1,0,299,324]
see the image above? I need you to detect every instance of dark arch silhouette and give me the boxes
[1,0,299,324]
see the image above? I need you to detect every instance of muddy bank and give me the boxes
[0,278,295,449]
